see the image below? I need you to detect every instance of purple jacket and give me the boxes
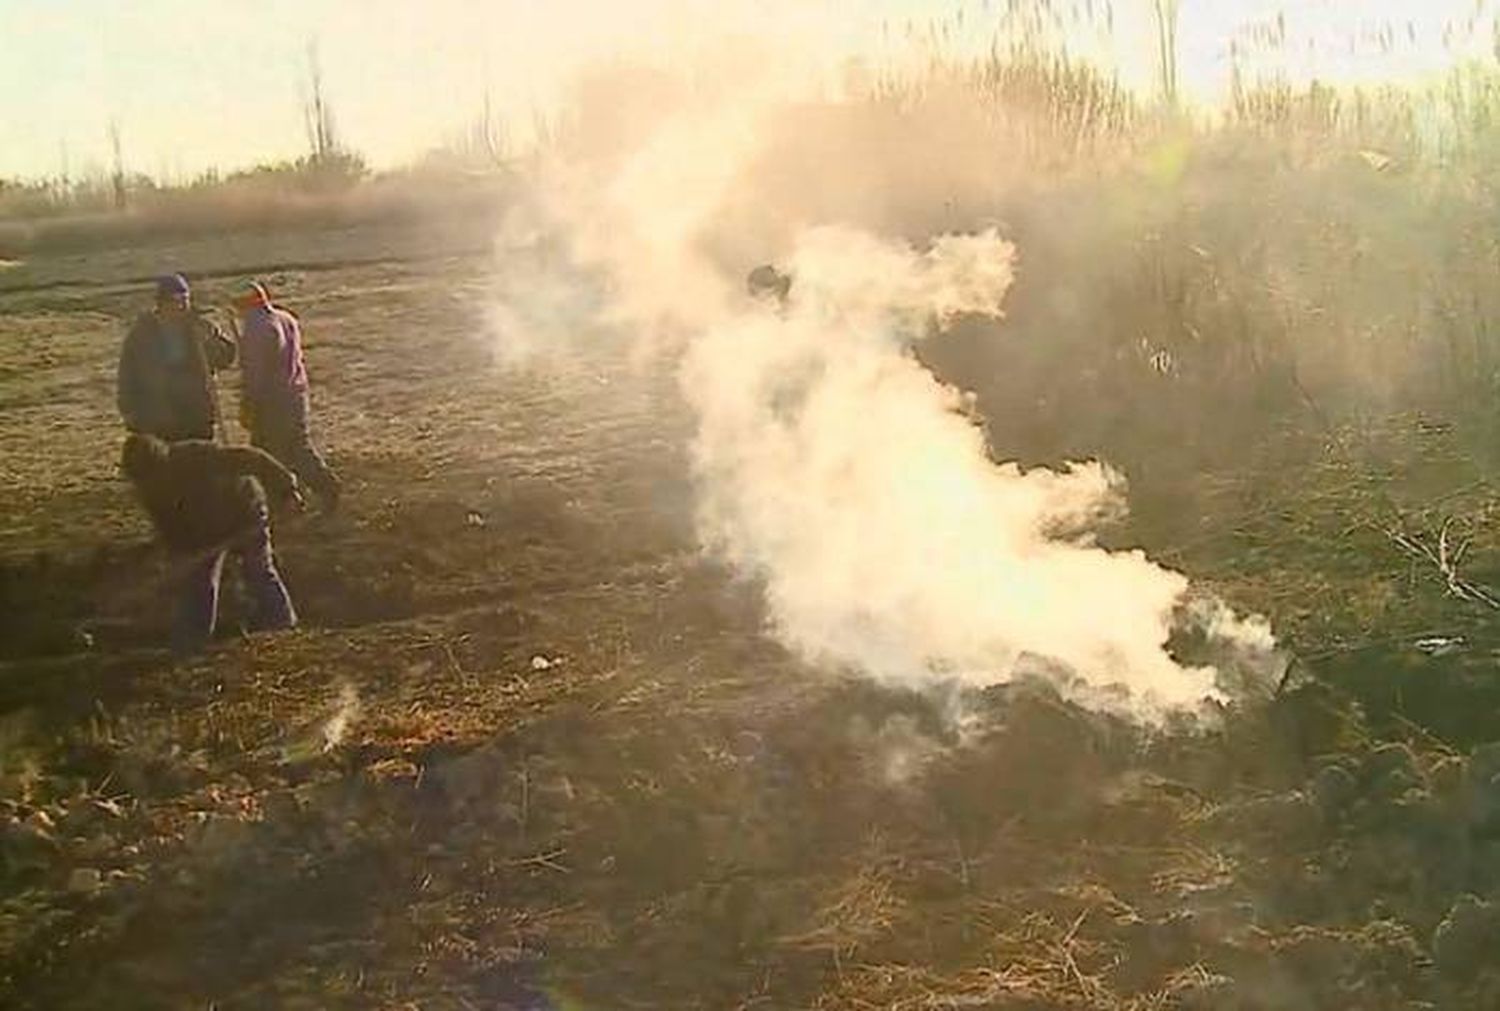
[239,305,309,408]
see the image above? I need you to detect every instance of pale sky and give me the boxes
[1,0,1495,182]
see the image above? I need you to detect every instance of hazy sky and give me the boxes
[1,0,1494,181]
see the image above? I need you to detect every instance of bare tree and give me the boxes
[108,119,127,211]
[56,138,70,201]
[293,40,367,187]
[302,40,339,163]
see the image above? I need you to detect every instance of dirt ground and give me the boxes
[5,225,1500,1009]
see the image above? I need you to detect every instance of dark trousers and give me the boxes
[146,421,214,442]
[173,506,296,653]
[251,392,340,505]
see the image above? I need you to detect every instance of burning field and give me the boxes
[10,30,1500,1011]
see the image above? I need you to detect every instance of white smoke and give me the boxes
[321,682,361,752]
[682,225,1263,722]
[486,45,1280,724]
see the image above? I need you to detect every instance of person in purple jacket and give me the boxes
[233,281,341,511]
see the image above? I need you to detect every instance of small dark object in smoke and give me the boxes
[747,263,792,304]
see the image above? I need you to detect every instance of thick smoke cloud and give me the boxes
[683,225,1267,721]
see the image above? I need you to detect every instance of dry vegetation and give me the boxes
[0,168,513,261]
[7,19,1500,1009]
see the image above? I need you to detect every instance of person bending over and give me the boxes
[121,433,302,653]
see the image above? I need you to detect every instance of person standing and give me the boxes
[233,281,341,511]
[117,273,237,442]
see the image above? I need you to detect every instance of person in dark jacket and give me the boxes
[233,280,340,510]
[117,273,237,442]
[121,432,302,653]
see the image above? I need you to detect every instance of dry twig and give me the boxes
[1385,517,1500,609]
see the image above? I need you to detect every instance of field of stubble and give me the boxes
[5,223,1500,1009]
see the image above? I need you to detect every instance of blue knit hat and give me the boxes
[155,273,190,299]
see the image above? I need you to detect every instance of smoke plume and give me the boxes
[487,44,1279,723]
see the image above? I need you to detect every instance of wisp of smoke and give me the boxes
[487,45,1280,725]
[272,681,362,766]
[322,682,361,753]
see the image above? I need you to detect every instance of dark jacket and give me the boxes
[117,311,237,441]
[121,434,298,553]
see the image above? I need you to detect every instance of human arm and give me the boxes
[170,441,303,506]
[115,321,150,432]
[222,445,302,507]
[197,316,237,371]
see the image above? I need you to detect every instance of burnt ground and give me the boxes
[5,227,1500,1009]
